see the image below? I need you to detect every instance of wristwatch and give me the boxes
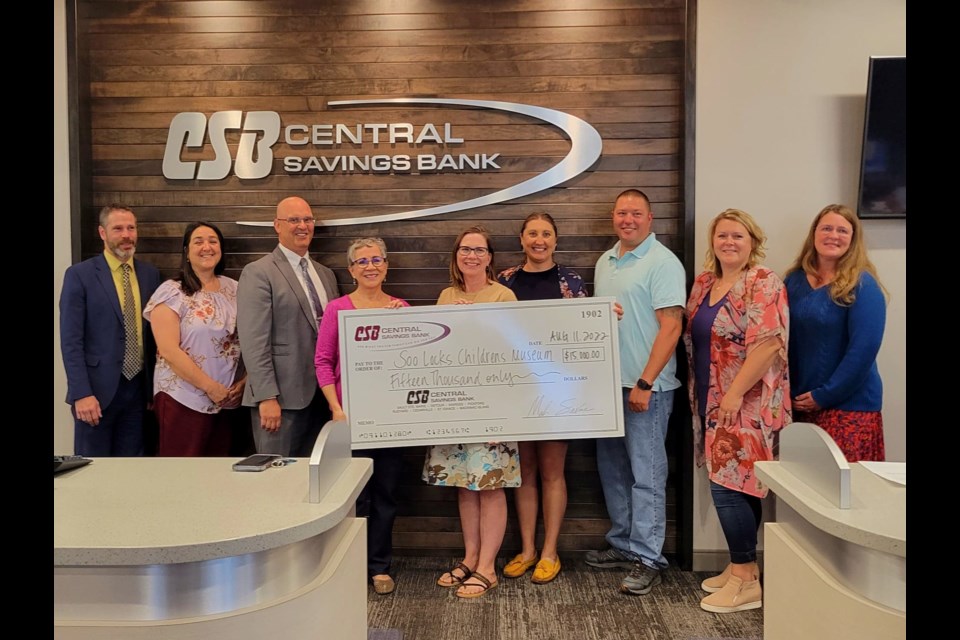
[636,378,653,391]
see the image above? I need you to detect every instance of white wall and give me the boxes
[693,0,906,563]
[55,0,75,453]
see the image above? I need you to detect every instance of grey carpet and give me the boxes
[367,556,763,640]
[368,630,403,640]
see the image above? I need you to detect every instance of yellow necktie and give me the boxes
[120,263,141,379]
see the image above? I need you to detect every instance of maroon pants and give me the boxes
[154,392,231,456]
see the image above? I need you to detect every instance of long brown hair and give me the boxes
[786,204,888,304]
[179,221,225,296]
[449,225,497,290]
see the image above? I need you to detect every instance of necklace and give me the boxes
[709,275,738,305]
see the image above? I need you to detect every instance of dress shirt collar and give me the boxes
[277,243,311,270]
[103,249,133,272]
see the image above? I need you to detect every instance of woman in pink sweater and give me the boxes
[314,237,408,595]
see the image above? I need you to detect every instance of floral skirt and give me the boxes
[795,409,885,462]
[422,442,521,490]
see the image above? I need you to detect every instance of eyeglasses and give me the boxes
[278,216,316,226]
[457,246,489,257]
[351,256,386,268]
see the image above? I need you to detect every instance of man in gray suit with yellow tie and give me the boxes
[237,196,340,456]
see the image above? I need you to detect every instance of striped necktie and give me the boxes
[299,258,324,322]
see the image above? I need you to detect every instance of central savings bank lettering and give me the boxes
[162,98,603,225]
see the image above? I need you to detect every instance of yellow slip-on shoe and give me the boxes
[531,557,561,584]
[503,553,539,578]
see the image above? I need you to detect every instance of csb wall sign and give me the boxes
[161,98,603,226]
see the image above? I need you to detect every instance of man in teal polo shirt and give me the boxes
[586,189,686,596]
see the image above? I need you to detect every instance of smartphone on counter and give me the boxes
[232,454,282,472]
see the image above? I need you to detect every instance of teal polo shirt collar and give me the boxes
[607,232,658,263]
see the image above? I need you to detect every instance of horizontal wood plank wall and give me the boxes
[74,0,688,558]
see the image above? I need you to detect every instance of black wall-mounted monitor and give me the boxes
[857,56,906,219]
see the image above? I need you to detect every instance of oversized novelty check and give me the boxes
[340,297,624,449]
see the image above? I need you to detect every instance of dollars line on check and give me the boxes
[389,368,561,390]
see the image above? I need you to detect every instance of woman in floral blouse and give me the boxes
[144,222,245,456]
[682,209,790,614]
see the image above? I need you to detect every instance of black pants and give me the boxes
[355,447,405,578]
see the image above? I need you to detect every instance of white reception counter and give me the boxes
[755,423,905,640]
[54,426,372,640]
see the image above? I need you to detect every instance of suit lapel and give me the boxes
[94,254,123,323]
[271,247,318,331]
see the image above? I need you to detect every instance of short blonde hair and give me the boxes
[703,209,767,276]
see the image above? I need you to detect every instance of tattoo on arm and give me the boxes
[658,306,683,323]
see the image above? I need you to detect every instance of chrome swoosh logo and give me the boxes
[239,98,602,227]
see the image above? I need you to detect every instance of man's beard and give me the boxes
[108,241,136,261]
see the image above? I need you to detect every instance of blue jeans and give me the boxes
[596,388,673,569]
[710,481,762,564]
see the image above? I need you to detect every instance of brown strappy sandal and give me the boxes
[437,561,473,588]
[455,572,498,599]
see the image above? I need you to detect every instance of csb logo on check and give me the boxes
[162,111,280,180]
[354,326,381,342]
[406,390,430,404]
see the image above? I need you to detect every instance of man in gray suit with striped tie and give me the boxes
[237,196,340,456]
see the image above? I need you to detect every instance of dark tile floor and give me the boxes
[367,556,763,640]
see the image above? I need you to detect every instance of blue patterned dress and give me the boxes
[421,283,522,490]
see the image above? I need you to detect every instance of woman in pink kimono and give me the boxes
[682,209,790,614]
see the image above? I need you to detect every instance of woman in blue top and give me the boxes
[497,212,588,585]
[785,204,888,461]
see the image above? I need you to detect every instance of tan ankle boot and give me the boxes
[700,574,762,613]
[700,564,732,593]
